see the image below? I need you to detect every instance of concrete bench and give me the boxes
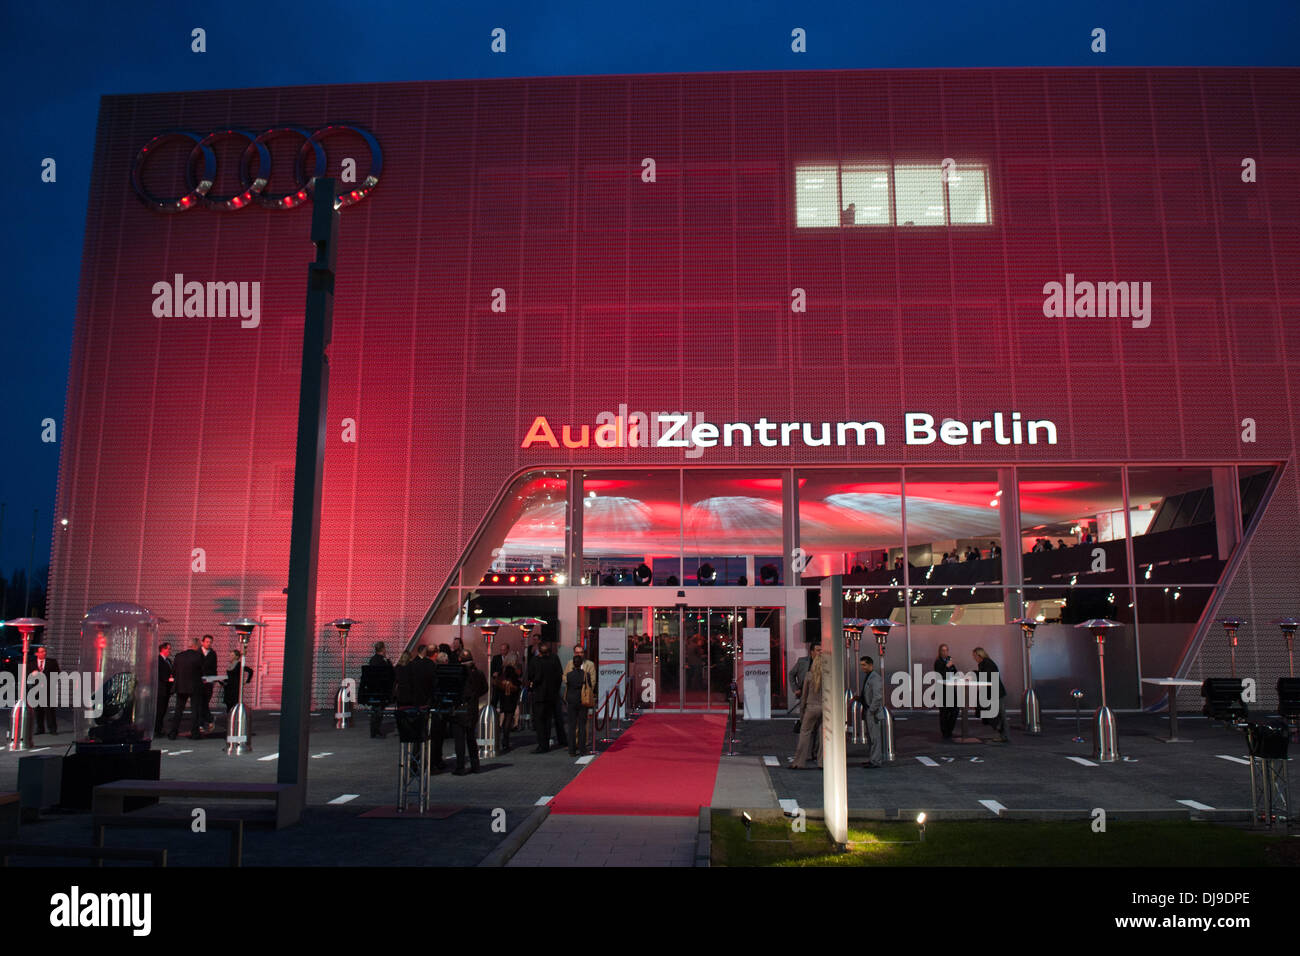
[0,793,19,840]
[93,813,243,867]
[0,841,166,867]
[92,780,297,830]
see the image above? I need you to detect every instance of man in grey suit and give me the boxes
[857,655,883,768]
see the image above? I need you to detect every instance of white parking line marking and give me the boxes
[310,752,333,759]
[575,755,594,764]
[979,799,1006,815]
[168,749,193,756]
[1066,756,1098,767]
[328,794,359,805]
[915,756,939,767]
[257,752,279,762]
[26,747,49,754]
[1216,754,1251,765]
[763,755,780,766]
[778,798,800,815]
[535,795,553,806]
[1177,799,1215,811]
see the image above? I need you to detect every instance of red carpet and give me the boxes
[549,714,726,816]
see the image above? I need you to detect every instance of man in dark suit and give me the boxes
[451,649,489,775]
[364,642,394,738]
[31,646,60,734]
[405,645,445,770]
[155,642,175,736]
[934,643,958,740]
[526,641,563,753]
[199,634,219,732]
[169,638,206,739]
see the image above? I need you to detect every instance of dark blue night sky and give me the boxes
[1,0,1297,580]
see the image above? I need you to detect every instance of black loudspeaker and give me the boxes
[1246,720,1289,759]
[1277,678,1300,719]
[59,748,162,811]
[359,664,394,705]
[1201,678,1247,722]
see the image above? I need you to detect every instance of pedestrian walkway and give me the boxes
[505,814,698,867]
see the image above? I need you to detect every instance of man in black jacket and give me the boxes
[168,638,206,739]
[405,646,445,770]
[31,646,60,735]
[199,634,219,732]
[526,641,563,753]
[155,642,175,736]
[452,650,489,775]
[934,643,958,740]
[364,642,395,738]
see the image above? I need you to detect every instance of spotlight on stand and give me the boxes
[1202,678,1248,726]
[916,812,927,842]
[742,810,753,841]
[634,563,652,586]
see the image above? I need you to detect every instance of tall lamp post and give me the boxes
[1076,618,1123,762]
[330,618,360,729]
[867,618,897,763]
[4,617,45,751]
[473,618,504,758]
[1011,617,1041,735]
[1276,618,1298,678]
[1218,617,1245,679]
[222,617,262,756]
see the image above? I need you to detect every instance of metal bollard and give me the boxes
[477,703,497,760]
[1070,689,1085,743]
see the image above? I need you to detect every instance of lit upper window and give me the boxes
[795,162,990,228]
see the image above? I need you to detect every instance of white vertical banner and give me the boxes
[597,627,628,719]
[742,628,771,719]
[820,577,847,847]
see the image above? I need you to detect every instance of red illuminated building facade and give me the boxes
[50,69,1300,713]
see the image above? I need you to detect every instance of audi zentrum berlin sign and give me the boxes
[130,124,382,212]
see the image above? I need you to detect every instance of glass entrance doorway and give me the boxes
[581,602,783,713]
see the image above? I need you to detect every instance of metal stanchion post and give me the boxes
[1070,689,1085,743]
[1011,617,1041,735]
[1076,619,1122,762]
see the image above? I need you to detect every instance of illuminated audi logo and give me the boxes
[131,124,382,212]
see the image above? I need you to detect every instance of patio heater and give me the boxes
[867,618,898,762]
[330,618,360,729]
[4,617,45,751]
[842,618,866,744]
[1274,618,1297,678]
[473,618,505,758]
[1076,618,1123,762]
[222,618,263,755]
[1218,617,1245,679]
[1010,617,1041,735]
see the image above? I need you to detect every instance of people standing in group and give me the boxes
[973,647,1009,742]
[452,649,488,775]
[155,642,175,736]
[789,643,824,769]
[562,644,597,756]
[857,655,884,768]
[168,638,206,739]
[364,642,395,738]
[31,646,60,735]
[198,634,219,733]
[934,643,958,740]
[223,649,254,724]
[526,640,563,753]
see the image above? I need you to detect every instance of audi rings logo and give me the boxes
[131,124,382,213]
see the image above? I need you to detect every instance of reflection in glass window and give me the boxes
[462,470,568,587]
[1127,467,1232,585]
[894,165,946,226]
[683,471,784,585]
[903,468,1003,587]
[582,471,682,584]
[795,165,839,227]
[797,469,902,580]
[840,164,891,226]
[946,164,989,224]
[1018,467,1127,584]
